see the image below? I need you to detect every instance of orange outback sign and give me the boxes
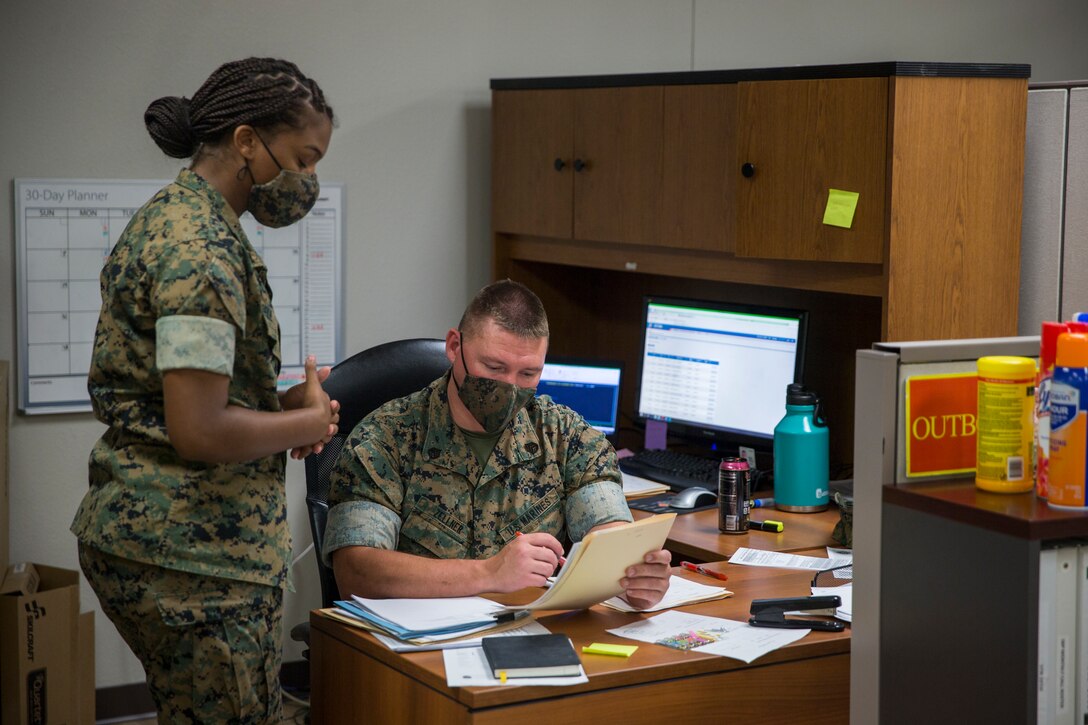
[904,372,978,477]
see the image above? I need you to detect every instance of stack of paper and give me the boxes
[811,584,853,622]
[622,471,670,498]
[333,595,527,644]
[601,574,732,613]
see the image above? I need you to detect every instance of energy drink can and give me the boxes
[719,457,751,534]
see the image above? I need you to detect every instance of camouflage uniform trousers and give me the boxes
[78,544,284,724]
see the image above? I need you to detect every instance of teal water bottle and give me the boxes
[773,384,830,512]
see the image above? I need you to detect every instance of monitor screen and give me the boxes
[636,296,807,446]
[537,357,623,436]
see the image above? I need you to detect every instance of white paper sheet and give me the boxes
[728,547,840,571]
[606,609,809,664]
[442,646,589,687]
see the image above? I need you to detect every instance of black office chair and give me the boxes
[290,338,450,652]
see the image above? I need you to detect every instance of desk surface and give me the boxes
[310,563,850,724]
[632,504,842,562]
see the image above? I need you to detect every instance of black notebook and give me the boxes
[481,634,582,678]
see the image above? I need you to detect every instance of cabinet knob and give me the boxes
[573,158,588,172]
[553,158,566,171]
[741,162,756,178]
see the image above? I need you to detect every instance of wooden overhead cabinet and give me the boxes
[492,84,737,251]
[491,89,574,240]
[736,77,888,264]
[490,63,1029,460]
[492,86,665,246]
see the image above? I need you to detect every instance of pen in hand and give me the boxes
[514,531,567,566]
[680,561,729,581]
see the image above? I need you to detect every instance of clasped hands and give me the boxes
[281,355,341,459]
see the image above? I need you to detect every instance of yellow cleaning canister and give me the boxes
[975,356,1036,493]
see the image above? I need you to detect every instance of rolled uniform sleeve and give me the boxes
[323,501,400,565]
[156,315,235,375]
[560,414,633,541]
[321,415,408,567]
[151,239,248,375]
[566,479,632,541]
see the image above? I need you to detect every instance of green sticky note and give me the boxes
[823,189,860,229]
[583,643,638,657]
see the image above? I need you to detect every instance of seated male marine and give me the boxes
[322,279,672,609]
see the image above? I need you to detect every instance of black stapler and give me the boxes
[749,595,846,632]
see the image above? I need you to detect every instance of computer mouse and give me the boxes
[668,487,717,509]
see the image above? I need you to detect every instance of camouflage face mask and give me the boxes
[245,132,320,228]
[453,335,536,434]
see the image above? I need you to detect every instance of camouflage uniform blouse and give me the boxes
[322,372,632,564]
[70,169,289,588]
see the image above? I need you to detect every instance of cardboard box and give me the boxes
[0,564,93,725]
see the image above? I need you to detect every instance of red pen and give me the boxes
[515,531,567,565]
[680,561,729,582]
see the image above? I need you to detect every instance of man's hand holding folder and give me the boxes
[500,514,676,613]
[501,517,674,610]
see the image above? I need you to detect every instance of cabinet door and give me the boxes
[573,86,663,245]
[660,84,737,252]
[737,78,888,263]
[492,90,574,238]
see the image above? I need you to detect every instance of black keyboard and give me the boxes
[619,449,720,490]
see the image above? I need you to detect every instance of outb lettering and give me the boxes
[911,413,977,441]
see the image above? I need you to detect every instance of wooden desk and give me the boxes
[632,505,841,563]
[310,564,849,724]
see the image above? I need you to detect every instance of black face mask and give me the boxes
[452,335,536,434]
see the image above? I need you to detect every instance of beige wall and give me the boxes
[1,0,1086,693]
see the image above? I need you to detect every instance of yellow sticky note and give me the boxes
[583,643,638,657]
[823,189,859,229]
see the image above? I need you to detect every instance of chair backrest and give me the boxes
[303,338,450,606]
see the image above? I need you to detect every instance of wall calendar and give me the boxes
[14,178,344,414]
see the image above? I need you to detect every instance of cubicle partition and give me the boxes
[851,336,1039,725]
[1019,83,1088,333]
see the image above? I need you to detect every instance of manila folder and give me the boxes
[503,513,676,612]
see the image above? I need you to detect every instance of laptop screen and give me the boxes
[537,357,623,436]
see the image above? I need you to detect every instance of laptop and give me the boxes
[536,356,623,439]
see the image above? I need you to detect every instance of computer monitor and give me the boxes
[636,295,807,450]
[537,356,623,436]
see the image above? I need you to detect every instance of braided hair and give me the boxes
[144,57,335,159]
